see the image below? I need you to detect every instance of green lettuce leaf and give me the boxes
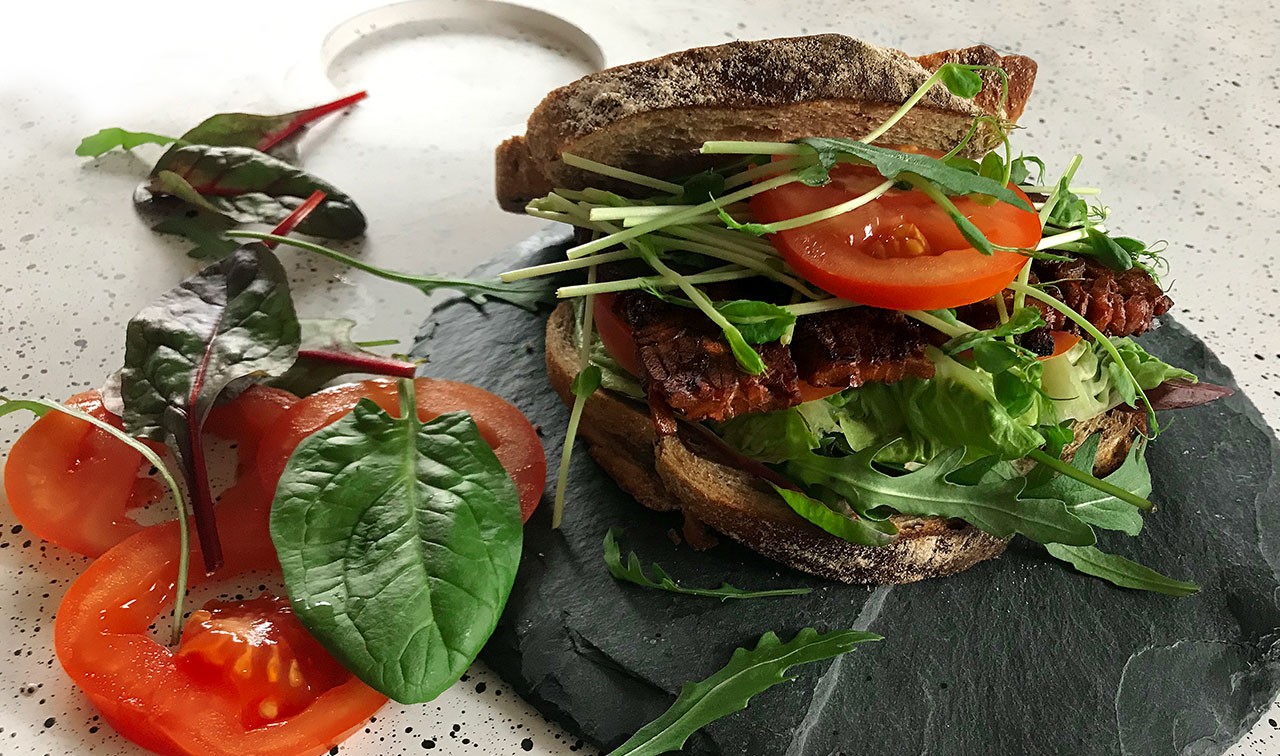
[1041,337,1197,421]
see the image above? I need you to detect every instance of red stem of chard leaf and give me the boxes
[255,91,369,153]
[265,190,327,246]
[185,409,223,573]
[297,349,417,379]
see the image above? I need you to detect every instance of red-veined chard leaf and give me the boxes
[118,244,301,569]
[166,91,368,163]
[268,318,417,396]
[141,145,366,239]
[269,381,523,703]
[605,628,881,756]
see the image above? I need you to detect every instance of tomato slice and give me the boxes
[55,476,386,756]
[1038,331,1083,361]
[593,293,641,376]
[3,391,161,556]
[256,379,546,521]
[3,387,297,558]
[751,159,1042,310]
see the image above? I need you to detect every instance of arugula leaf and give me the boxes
[943,307,1046,355]
[119,244,300,570]
[227,231,556,312]
[173,91,367,162]
[605,628,881,756]
[270,318,417,396]
[145,145,366,239]
[1044,544,1199,596]
[270,382,522,703]
[1025,434,1149,536]
[604,529,812,599]
[771,485,898,547]
[787,445,1096,546]
[76,128,178,157]
[794,138,1032,210]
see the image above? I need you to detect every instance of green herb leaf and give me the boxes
[1044,544,1199,596]
[603,529,812,599]
[605,628,881,756]
[787,445,1096,546]
[270,385,523,703]
[269,318,415,396]
[943,307,1045,355]
[771,485,898,546]
[572,364,603,398]
[993,368,1038,417]
[715,205,775,236]
[118,244,300,569]
[715,300,796,344]
[971,341,1022,374]
[1025,434,1149,536]
[978,151,1005,183]
[937,62,984,98]
[794,138,1032,211]
[1083,228,1136,271]
[1010,155,1046,186]
[226,231,556,312]
[678,170,728,202]
[75,128,179,157]
[145,145,366,239]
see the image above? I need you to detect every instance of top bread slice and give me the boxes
[545,303,1145,584]
[496,34,1037,211]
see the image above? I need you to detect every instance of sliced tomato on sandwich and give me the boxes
[751,155,1042,310]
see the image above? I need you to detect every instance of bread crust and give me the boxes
[545,302,1144,584]
[498,34,1037,211]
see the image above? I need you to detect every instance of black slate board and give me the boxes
[414,229,1280,756]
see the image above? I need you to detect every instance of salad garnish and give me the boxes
[604,528,812,599]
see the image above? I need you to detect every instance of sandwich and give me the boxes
[495,35,1229,587]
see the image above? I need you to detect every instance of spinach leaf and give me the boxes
[1044,544,1199,596]
[269,318,417,396]
[606,628,881,756]
[119,244,301,569]
[75,128,178,157]
[787,445,1096,546]
[795,138,1033,210]
[270,383,522,703]
[604,529,812,599]
[173,91,367,162]
[145,145,366,239]
[771,485,898,547]
[1025,434,1150,536]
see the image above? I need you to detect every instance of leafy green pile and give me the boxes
[78,93,370,258]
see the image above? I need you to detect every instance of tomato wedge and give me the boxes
[256,378,546,521]
[751,159,1042,310]
[55,475,386,756]
[3,387,297,557]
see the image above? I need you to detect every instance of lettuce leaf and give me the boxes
[1041,337,1197,421]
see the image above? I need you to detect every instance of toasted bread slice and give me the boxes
[497,34,1036,211]
[545,303,1145,584]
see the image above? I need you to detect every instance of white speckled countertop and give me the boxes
[2,1,1278,754]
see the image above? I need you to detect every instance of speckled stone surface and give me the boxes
[0,1,1277,754]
